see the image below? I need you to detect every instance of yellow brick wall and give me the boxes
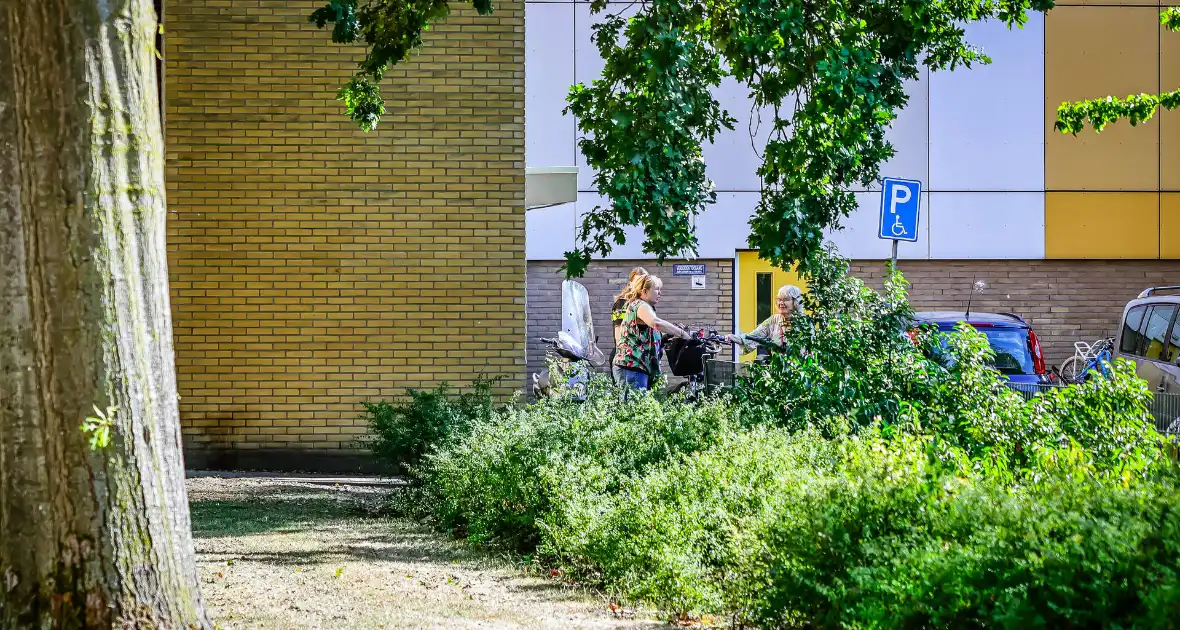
[163,0,526,457]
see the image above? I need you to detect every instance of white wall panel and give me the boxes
[574,2,641,191]
[853,69,930,192]
[928,192,1045,259]
[528,191,942,262]
[526,202,577,260]
[929,15,1045,192]
[533,192,758,261]
[824,192,930,259]
[526,3,577,169]
[703,78,777,192]
[574,193,651,259]
[692,192,758,257]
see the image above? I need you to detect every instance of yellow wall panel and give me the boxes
[1046,6,1160,191]
[1045,193,1159,258]
[736,252,807,362]
[1057,1,1159,5]
[1159,194,1180,257]
[1159,22,1180,189]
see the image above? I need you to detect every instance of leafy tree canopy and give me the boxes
[312,0,1053,277]
[1056,7,1180,136]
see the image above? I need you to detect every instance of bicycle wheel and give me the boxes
[1059,356,1085,383]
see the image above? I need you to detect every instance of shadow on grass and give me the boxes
[189,482,390,538]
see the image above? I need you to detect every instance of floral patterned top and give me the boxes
[738,313,790,354]
[613,299,662,376]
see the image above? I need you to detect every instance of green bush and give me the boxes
[539,425,853,616]
[900,331,1166,477]
[735,249,927,432]
[746,463,1180,629]
[542,423,1180,628]
[385,248,1177,628]
[735,248,1166,477]
[419,382,735,550]
[362,378,497,476]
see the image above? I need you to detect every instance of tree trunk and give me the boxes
[0,0,209,627]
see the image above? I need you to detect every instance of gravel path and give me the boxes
[188,474,670,630]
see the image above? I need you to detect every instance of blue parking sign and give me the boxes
[878,178,921,243]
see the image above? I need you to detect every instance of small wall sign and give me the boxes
[691,276,706,290]
[673,264,707,276]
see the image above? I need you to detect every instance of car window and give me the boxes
[1120,305,1149,356]
[1143,305,1177,361]
[1170,315,1180,363]
[934,327,1032,374]
[979,328,1033,374]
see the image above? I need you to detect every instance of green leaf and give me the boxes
[337,76,386,132]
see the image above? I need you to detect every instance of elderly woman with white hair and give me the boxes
[727,285,804,355]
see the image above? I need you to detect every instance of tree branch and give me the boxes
[1055,8,1180,135]
[1056,89,1180,135]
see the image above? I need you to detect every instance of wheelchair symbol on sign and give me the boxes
[891,214,906,237]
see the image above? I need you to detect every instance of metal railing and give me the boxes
[1147,393,1180,436]
[1003,382,1066,401]
[1002,381,1180,436]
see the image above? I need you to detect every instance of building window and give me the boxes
[756,272,772,324]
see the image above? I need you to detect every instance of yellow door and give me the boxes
[736,251,808,362]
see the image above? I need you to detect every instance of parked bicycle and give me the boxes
[1059,336,1115,384]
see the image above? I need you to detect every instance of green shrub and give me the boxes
[747,464,1180,629]
[419,381,735,551]
[735,249,1166,478]
[540,424,972,619]
[542,421,1180,628]
[362,378,497,476]
[735,248,928,432]
[391,247,1178,628]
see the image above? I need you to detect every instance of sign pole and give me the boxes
[878,177,920,275]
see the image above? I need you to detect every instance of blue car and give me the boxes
[911,311,1053,385]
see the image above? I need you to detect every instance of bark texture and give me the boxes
[0,0,209,627]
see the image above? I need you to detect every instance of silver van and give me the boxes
[1114,286,1180,433]
[1114,287,1180,394]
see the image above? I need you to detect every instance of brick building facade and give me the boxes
[526,260,733,378]
[164,0,526,470]
[858,260,1180,365]
[526,260,1173,380]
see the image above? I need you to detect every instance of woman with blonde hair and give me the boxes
[613,272,690,390]
[612,267,648,345]
[728,285,803,356]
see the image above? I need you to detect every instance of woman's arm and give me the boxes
[637,302,689,339]
[729,316,776,353]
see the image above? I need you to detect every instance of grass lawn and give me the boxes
[188,475,670,630]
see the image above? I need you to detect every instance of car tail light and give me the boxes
[1028,329,1046,375]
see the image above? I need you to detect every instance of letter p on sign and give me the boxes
[889,185,910,214]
